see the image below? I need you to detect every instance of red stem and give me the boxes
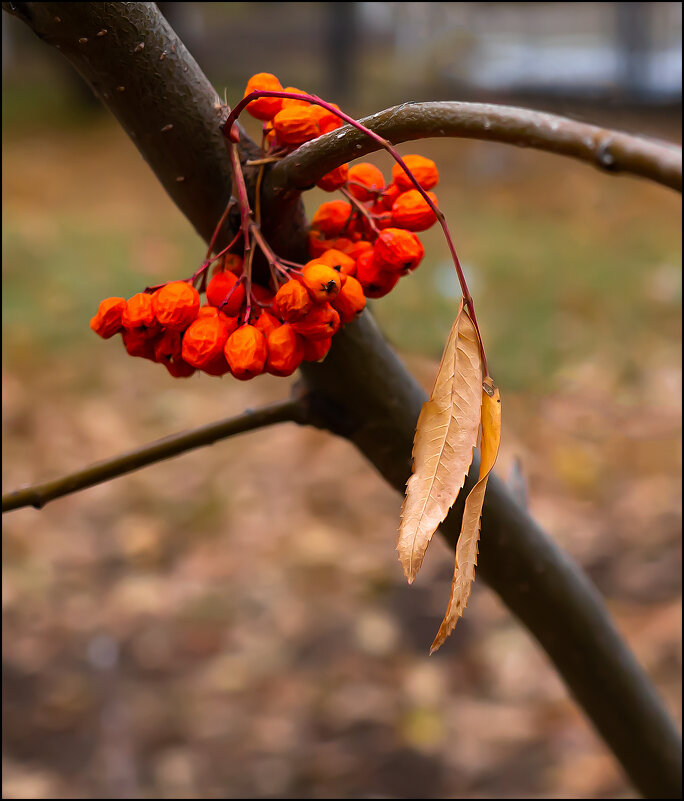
[228,141,253,258]
[205,198,237,261]
[249,222,292,280]
[339,187,381,236]
[218,275,246,315]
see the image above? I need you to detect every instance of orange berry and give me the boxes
[195,306,240,332]
[316,163,349,192]
[339,236,361,251]
[314,248,356,276]
[311,200,352,237]
[201,352,232,377]
[154,328,182,363]
[264,126,278,148]
[391,155,439,191]
[308,231,358,259]
[243,72,283,121]
[372,227,424,274]
[301,336,332,362]
[315,103,344,134]
[152,281,200,331]
[251,283,277,313]
[291,303,340,340]
[369,205,394,230]
[272,106,319,145]
[280,86,310,110]
[122,293,157,330]
[165,357,196,378]
[379,181,402,210]
[255,310,281,339]
[348,162,385,202]
[90,297,126,339]
[275,278,312,322]
[345,240,373,262]
[331,275,366,323]
[224,324,267,380]
[301,263,342,302]
[355,251,400,298]
[391,189,439,232]
[223,253,244,275]
[121,327,160,360]
[181,315,233,369]
[206,271,246,316]
[266,324,305,377]
[308,230,334,258]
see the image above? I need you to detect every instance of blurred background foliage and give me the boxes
[2,3,681,798]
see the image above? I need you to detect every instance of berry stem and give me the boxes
[249,222,292,280]
[205,197,237,261]
[218,275,246,316]
[243,236,256,323]
[227,140,253,261]
[205,229,243,270]
[339,187,381,236]
[255,164,266,226]
[277,258,304,270]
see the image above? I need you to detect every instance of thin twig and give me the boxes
[2,399,305,513]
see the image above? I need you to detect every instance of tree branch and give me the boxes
[268,101,682,195]
[6,3,681,797]
[1,1,258,245]
[2,399,305,512]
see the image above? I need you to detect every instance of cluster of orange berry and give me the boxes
[89,253,363,380]
[307,153,438,299]
[242,72,345,146]
[244,72,439,300]
[90,73,440,380]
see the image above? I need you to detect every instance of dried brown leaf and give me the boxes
[397,302,482,583]
[430,377,502,653]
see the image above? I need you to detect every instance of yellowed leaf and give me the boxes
[397,302,482,583]
[430,377,501,654]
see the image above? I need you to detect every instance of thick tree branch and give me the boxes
[298,314,683,799]
[5,3,681,798]
[1,1,259,245]
[2,399,305,512]
[269,101,682,195]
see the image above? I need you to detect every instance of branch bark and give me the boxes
[2,399,305,512]
[5,3,682,798]
[269,101,682,195]
[1,1,258,245]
